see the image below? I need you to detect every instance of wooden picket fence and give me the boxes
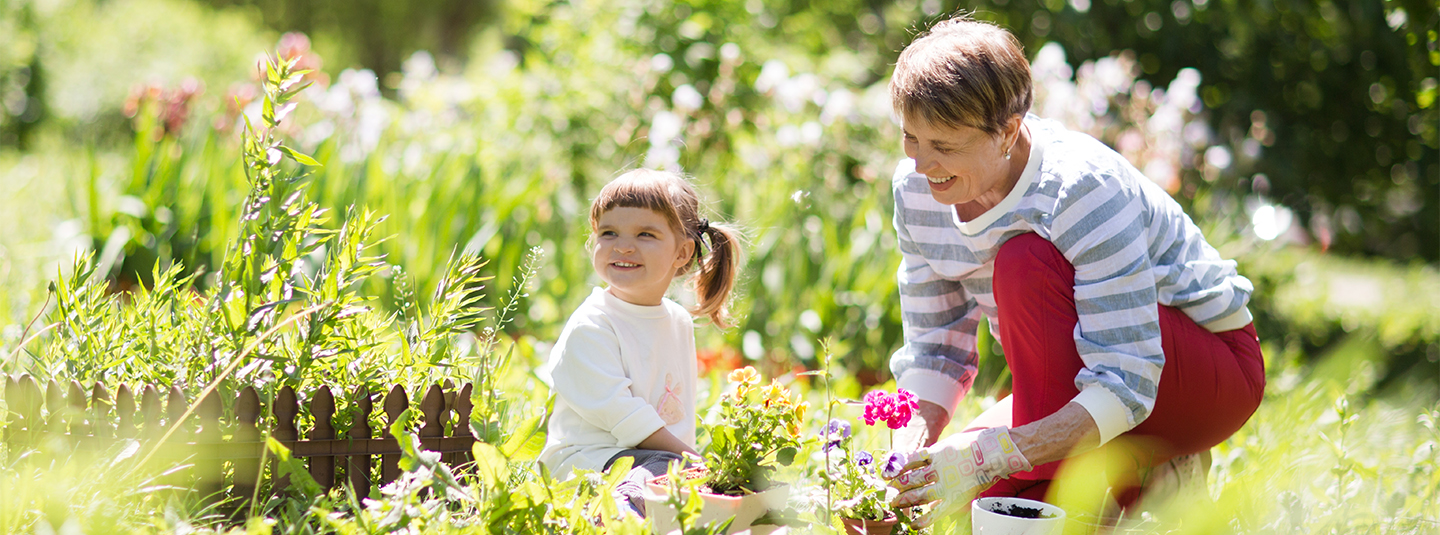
[1,374,480,501]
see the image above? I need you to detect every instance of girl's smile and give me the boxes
[592,206,695,306]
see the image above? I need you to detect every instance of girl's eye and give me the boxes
[599,230,616,237]
[639,232,656,238]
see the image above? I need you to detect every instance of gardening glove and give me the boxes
[887,426,1033,528]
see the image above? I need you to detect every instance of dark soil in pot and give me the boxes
[988,503,1057,519]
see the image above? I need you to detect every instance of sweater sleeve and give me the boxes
[549,322,667,448]
[888,172,982,417]
[1049,172,1164,445]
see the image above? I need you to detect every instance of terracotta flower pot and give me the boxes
[643,468,790,534]
[841,512,899,535]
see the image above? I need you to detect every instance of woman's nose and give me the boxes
[913,151,938,175]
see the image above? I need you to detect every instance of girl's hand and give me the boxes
[886,426,1032,528]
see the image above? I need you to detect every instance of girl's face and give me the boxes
[902,114,1019,207]
[592,206,695,306]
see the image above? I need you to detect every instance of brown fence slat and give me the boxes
[453,383,475,467]
[309,386,336,490]
[420,384,447,442]
[46,380,64,436]
[115,385,136,439]
[91,383,113,441]
[6,375,42,444]
[197,390,224,494]
[347,386,373,498]
[271,385,298,494]
[139,385,161,438]
[67,381,88,444]
[233,386,262,504]
[381,385,408,485]
[165,386,187,432]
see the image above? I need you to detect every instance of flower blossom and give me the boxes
[881,451,909,479]
[861,388,920,429]
[728,366,760,386]
[822,419,852,449]
[856,451,874,467]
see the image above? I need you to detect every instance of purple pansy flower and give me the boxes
[823,418,852,445]
[881,451,909,479]
[855,451,874,467]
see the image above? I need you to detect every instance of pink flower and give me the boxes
[889,388,918,429]
[860,390,890,427]
[861,388,920,429]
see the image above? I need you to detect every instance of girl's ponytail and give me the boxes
[691,220,741,328]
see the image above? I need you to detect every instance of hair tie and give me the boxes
[698,218,710,233]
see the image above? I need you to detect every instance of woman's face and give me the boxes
[902,115,1018,207]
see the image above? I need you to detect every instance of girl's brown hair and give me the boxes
[589,169,742,327]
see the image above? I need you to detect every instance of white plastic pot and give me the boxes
[971,496,1066,535]
[643,478,789,535]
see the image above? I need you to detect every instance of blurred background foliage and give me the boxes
[0,0,1435,393]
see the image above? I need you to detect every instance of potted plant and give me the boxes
[820,418,904,535]
[821,388,921,535]
[645,366,807,533]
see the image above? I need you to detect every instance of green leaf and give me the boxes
[777,446,797,466]
[277,145,322,167]
[500,414,544,460]
[472,441,507,489]
[267,437,323,498]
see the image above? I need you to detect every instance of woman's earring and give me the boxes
[1004,150,1012,160]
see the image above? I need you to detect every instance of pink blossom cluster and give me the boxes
[860,388,920,430]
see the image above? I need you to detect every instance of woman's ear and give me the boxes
[1004,114,1024,143]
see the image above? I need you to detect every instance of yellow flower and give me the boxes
[793,400,809,421]
[728,366,760,386]
[763,379,791,408]
[787,421,801,439]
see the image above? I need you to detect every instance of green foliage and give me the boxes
[701,367,808,494]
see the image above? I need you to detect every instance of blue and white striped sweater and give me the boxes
[889,116,1253,443]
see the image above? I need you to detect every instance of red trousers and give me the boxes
[975,233,1265,503]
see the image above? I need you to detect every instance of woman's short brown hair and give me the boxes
[890,16,1033,136]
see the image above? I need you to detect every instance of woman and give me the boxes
[882,15,1265,527]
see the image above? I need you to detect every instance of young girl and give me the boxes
[539,169,741,515]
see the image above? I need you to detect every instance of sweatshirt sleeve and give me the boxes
[549,321,667,448]
[888,165,982,417]
[1050,172,1164,445]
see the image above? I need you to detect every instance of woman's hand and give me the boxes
[895,400,952,450]
[887,426,1033,528]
